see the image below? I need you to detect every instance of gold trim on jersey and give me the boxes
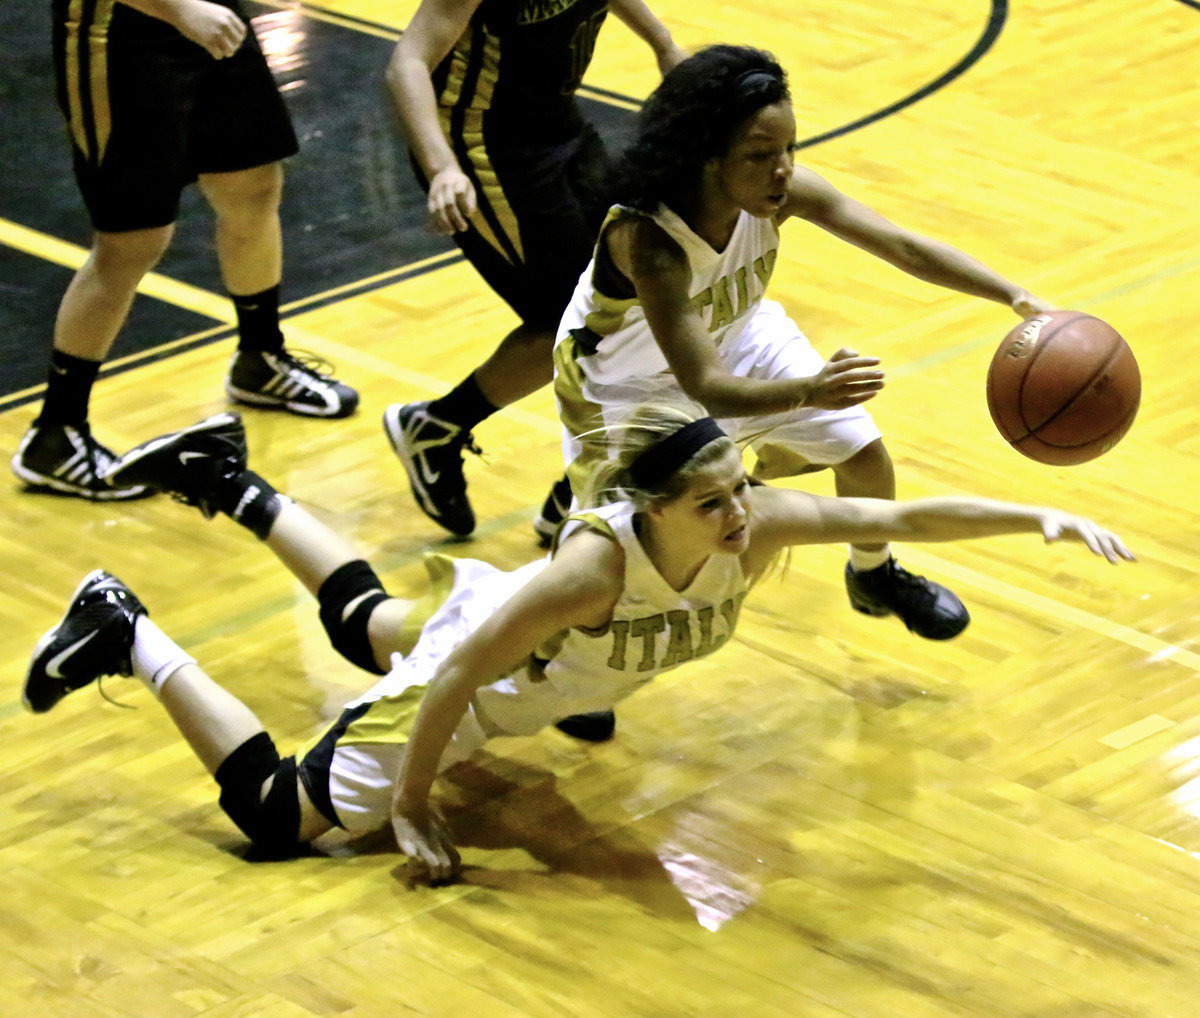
[553,333,608,495]
[549,510,617,556]
[582,293,637,337]
[516,0,590,26]
[437,29,523,262]
[337,684,426,747]
[62,0,116,162]
[89,1,115,160]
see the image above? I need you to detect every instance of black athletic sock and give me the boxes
[231,285,285,354]
[426,374,498,431]
[38,349,101,426]
[217,469,285,539]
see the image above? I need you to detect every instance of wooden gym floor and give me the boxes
[3,1,1200,1015]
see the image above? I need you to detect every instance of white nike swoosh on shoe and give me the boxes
[45,629,100,680]
[416,456,441,486]
[179,451,208,464]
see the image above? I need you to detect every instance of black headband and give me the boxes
[628,418,727,489]
[732,68,779,97]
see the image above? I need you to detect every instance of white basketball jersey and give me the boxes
[555,204,781,388]
[471,501,749,735]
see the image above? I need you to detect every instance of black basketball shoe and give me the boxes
[102,413,247,518]
[554,710,617,743]
[225,348,359,419]
[24,570,147,713]
[382,401,481,537]
[11,421,149,501]
[844,558,970,640]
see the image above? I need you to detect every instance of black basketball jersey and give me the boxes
[432,0,609,143]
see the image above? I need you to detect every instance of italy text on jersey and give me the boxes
[600,593,746,672]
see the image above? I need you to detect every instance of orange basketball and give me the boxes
[986,311,1140,465]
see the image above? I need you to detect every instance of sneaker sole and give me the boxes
[11,458,150,501]
[225,382,357,420]
[104,413,244,491]
[23,569,108,713]
[382,404,475,537]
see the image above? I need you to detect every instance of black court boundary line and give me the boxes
[0,250,464,415]
[2,1,1012,415]
[1171,0,1200,10]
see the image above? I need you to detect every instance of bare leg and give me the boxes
[832,438,896,555]
[473,323,555,408]
[53,225,175,361]
[263,501,417,670]
[198,162,284,295]
[155,662,331,842]
[158,663,268,774]
[13,226,176,498]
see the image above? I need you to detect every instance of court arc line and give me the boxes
[797,0,1007,150]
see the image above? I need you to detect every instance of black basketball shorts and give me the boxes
[416,120,613,331]
[52,0,299,232]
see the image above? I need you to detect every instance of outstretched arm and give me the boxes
[745,486,1133,572]
[609,0,687,75]
[391,532,623,883]
[610,217,884,418]
[118,0,246,58]
[385,0,482,234]
[782,166,1054,319]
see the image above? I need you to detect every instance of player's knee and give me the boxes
[92,226,173,278]
[206,163,284,221]
[316,560,390,675]
[214,732,304,858]
[838,437,890,474]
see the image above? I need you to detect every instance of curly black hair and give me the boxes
[611,45,789,212]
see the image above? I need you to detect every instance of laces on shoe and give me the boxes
[276,348,338,382]
[461,433,484,460]
[72,422,113,477]
[887,563,938,605]
[96,676,137,710]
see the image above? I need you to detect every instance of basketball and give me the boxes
[985,311,1140,465]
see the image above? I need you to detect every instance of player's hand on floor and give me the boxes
[392,801,461,884]
[427,167,477,235]
[803,348,884,410]
[1039,512,1135,564]
[174,0,247,59]
[1010,291,1058,320]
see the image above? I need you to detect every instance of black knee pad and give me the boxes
[214,732,301,857]
[317,560,389,675]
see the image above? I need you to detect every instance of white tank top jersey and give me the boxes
[345,501,750,741]
[473,501,750,735]
[555,204,781,387]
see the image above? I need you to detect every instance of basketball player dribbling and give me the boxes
[555,44,1060,647]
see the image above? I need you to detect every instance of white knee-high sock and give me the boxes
[131,616,196,694]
